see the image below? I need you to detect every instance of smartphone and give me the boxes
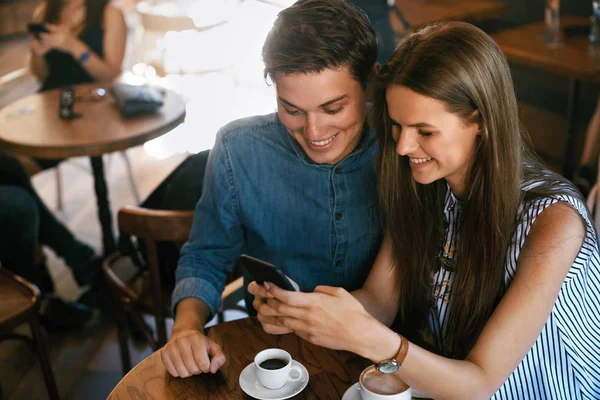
[240,255,298,291]
[27,23,49,39]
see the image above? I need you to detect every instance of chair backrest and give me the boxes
[116,205,194,345]
[118,205,194,242]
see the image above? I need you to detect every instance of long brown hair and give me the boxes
[42,0,108,34]
[372,22,525,358]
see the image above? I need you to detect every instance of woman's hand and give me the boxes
[248,281,293,335]
[39,24,83,56]
[266,284,389,359]
[30,37,50,57]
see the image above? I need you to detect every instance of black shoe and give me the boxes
[39,295,93,331]
[37,263,55,294]
[71,255,104,287]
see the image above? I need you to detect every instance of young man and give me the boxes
[161,0,382,378]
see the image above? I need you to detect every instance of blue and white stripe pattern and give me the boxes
[430,172,600,399]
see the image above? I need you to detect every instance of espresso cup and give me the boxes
[254,348,302,390]
[359,365,411,400]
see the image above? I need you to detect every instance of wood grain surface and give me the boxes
[492,16,600,81]
[391,0,506,29]
[107,317,371,399]
[0,83,186,159]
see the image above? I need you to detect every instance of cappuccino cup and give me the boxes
[359,365,411,400]
[254,348,302,390]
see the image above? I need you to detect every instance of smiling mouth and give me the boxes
[409,157,433,164]
[309,133,338,147]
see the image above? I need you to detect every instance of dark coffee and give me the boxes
[259,358,288,370]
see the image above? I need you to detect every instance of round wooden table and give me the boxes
[107,317,372,399]
[0,84,186,255]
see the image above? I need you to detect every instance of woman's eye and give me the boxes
[418,129,432,137]
[324,108,343,115]
[284,108,300,116]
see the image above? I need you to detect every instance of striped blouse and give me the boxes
[429,171,600,399]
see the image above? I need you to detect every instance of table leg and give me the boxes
[90,156,116,255]
[562,78,581,180]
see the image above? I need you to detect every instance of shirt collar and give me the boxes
[443,183,462,216]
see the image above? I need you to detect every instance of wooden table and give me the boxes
[107,317,372,399]
[0,84,186,255]
[391,0,507,31]
[492,17,600,179]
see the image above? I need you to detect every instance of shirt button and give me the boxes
[335,213,342,220]
[336,261,342,267]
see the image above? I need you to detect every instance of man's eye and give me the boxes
[324,108,343,115]
[418,129,432,137]
[284,108,300,116]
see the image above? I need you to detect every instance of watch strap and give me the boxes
[395,334,409,366]
[78,50,91,63]
[376,334,409,374]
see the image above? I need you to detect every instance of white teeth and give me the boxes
[410,157,432,164]
[309,133,337,146]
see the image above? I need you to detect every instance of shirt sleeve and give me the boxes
[171,130,245,319]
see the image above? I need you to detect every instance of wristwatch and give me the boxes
[78,50,91,63]
[376,334,409,374]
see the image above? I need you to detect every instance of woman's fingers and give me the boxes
[266,283,320,307]
[253,297,284,317]
[247,281,273,298]
[257,312,294,334]
[266,297,310,320]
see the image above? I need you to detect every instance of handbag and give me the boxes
[109,83,164,117]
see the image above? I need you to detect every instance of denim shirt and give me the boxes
[172,113,381,317]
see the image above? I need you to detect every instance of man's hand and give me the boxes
[161,328,226,378]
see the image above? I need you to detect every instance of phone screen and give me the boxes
[240,255,298,291]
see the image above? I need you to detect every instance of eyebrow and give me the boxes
[390,118,438,129]
[278,94,349,111]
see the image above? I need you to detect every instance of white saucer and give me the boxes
[239,360,309,400]
[342,382,361,400]
[342,382,429,399]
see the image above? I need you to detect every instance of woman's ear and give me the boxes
[471,109,483,135]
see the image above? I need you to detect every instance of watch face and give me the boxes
[377,360,400,374]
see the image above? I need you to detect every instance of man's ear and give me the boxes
[372,62,382,76]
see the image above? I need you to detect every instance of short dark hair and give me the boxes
[262,0,379,88]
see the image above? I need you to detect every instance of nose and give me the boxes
[395,129,419,156]
[304,113,323,140]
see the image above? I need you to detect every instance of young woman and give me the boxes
[25,0,126,171]
[29,0,126,92]
[250,22,600,399]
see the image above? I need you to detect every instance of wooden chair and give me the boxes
[0,268,60,400]
[103,205,246,374]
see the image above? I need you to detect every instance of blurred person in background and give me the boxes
[574,96,600,197]
[23,0,126,173]
[0,153,100,330]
